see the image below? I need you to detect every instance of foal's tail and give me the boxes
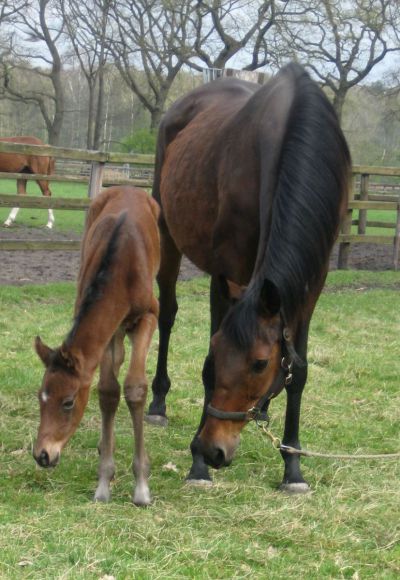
[256,63,351,324]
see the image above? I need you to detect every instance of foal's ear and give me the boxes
[59,343,78,370]
[258,279,281,316]
[34,336,54,367]
[219,276,247,302]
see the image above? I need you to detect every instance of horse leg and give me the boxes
[37,178,54,229]
[4,178,26,227]
[279,321,311,494]
[124,309,158,506]
[187,275,230,484]
[146,224,181,426]
[94,329,125,502]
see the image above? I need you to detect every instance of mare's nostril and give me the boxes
[213,447,226,467]
[38,449,50,467]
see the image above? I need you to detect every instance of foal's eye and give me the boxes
[62,398,75,411]
[251,359,269,374]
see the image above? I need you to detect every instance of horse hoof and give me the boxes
[133,489,151,507]
[46,224,53,229]
[185,478,213,487]
[144,414,168,427]
[3,221,11,227]
[279,482,311,494]
[94,490,111,502]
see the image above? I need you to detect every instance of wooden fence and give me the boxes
[0,141,399,269]
[0,141,154,252]
[338,165,400,270]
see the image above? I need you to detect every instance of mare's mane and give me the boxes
[222,64,350,350]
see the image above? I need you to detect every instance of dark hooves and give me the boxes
[144,414,168,427]
[279,482,311,494]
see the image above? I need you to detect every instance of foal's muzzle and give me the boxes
[33,448,59,468]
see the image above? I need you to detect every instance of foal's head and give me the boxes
[198,279,286,469]
[33,337,90,468]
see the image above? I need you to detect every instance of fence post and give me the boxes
[337,175,355,269]
[358,173,369,234]
[393,201,400,271]
[88,161,105,199]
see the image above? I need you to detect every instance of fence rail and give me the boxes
[0,143,399,269]
[337,165,400,270]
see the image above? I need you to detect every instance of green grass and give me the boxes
[0,272,399,578]
[351,209,397,236]
[0,179,88,234]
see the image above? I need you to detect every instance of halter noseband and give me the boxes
[206,329,294,423]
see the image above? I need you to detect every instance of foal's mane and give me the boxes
[222,64,350,350]
[65,212,127,345]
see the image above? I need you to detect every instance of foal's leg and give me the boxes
[124,309,158,506]
[187,275,230,484]
[279,321,310,493]
[4,178,26,227]
[94,329,125,502]
[147,223,181,425]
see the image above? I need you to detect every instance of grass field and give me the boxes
[0,271,399,579]
[0,179,88,234]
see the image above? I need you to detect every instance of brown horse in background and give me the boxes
[147,63,351,492]
[0,136,55,228]
[33,185,160,505]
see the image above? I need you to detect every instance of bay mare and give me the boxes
[147,63,351,492]
[0,136,55,228]
[33,186,160,505]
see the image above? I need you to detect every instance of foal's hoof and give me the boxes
[279,482,311,494]
[3,221,11,228]
[133,488,151,507]
[94,489,111,502]
[144,414,168,427]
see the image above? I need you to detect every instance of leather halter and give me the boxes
[206,337,294,423]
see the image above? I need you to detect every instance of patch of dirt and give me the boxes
[0,224,396,286]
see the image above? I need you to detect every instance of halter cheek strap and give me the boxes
[206,355,293,423]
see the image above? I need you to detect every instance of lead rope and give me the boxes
[257,422,400,460]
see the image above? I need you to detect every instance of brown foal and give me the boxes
[33,185,160,505]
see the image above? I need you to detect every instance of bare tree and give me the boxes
[108,0,195,130]
[60,0,112,149]
[274,0,400,121]
[189,0,288,72]
[0,0,29,91]
[1,0,66,144]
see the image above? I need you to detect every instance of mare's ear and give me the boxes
[258,279,281,316]
[34,336,54,367]
[219,276,247,302]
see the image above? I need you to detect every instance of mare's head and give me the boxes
[33,337,90,468]
[198,279,288,469]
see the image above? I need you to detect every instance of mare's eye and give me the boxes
[62,398,75,411]
[251,359,269,374]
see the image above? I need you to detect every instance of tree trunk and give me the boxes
[93,65,105,150]
[87,82,96,149]
[332,89,347,125]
